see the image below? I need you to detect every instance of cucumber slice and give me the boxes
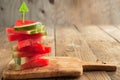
[14,64,21,70]
[14,22,42,31]
[12,52,21,70]
[14,22,47,35]
[12,52,26,70]
[12,52,21,65]
[28,25,47,35]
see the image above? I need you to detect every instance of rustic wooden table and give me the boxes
[0,25,120,80]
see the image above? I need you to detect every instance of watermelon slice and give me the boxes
[15,20,35,26]
[6,27,47,35]
[6,27,27,35]
[21,58,49,70]
[12,53,21,65]
[17,39,41,49]
[17,39,32,49]
[17,43,51,54]
[13,44,51,58]
[14,22,42,31]
[25,54,45,62]
[8,33,42,41]
[13,51,47,58]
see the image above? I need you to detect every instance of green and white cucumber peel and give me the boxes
[12,51,26,70]
[14,22,47,35]
[14,22,41,31]
[12,52,21,70]
[12,52,21,65]
[28,25,47,35]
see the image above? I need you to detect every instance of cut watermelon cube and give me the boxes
[6,27,29,35]
[17,39,32,49]
[17,43,44,53]
[44,47,51,53]
[6,27,46,35]
[17,39,41,49]
[8,33,42,41]
[6,27,15,34]
[17,43,51,54]
[14,51,47,58]
[25,55,46,62]
[21,58,49,70]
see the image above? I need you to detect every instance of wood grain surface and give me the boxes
[0,0,120,80]
[1,0,120,27]
[3,57,83,79]
[3,57,116,79]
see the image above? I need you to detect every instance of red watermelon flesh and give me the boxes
[17,43,44,52]
[6,20,35,35]
[17,39,32,49]
[17,39,41,49]
[25,55,45,62]
[15,20,35,26]
[16,51,47,58]
[17,43,51,54]
[44,47,51,53]
[15,45,51,58]
[21,58,48,70]
[6,27,29,35]
[8,33,42,41]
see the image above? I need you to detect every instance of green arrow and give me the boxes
[19,1,29,23]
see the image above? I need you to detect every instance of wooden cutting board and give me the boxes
[2,57,116,79]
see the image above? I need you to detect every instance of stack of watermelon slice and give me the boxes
[6,20,51,70]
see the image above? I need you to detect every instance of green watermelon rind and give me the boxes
[14,22,42,31]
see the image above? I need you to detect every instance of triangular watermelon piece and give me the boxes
[15,20,35,26]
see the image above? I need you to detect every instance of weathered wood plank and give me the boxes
[55,25,96,61]
[0,28,12,78]
[0,49,11,78]
[96,25,120,80]
[76,25,120,64]
[75,25,120,80]
[107,66,120,80]
[98,25,120,43]
[1,0,120,27]
[56,72,111,80]
[79,72,111,80]
[116,25,120,30]
[3,57,83,79]
[55,25,111,80]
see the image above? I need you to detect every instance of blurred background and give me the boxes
[1,0,120,27]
